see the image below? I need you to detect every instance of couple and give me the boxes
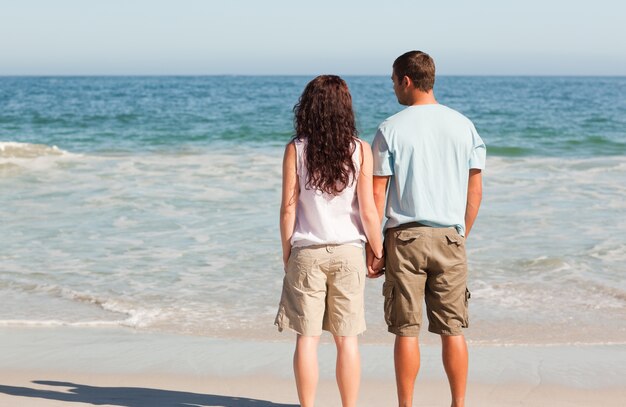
[275,51,486,407]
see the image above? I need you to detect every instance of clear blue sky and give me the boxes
[1,0,624,75]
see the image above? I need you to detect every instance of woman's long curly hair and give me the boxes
[293,75,358,195]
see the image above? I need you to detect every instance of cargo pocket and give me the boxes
[395,229,423,245]
[444,232,467,265]
[382,281,395,326]
[445,233,464,247]
[463,288,471,328]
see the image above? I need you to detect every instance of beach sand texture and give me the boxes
[1,327,625,406]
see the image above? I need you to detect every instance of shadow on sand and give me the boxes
[0,380,299,407]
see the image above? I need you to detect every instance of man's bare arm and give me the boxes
[464,169,483,238]
[373,176,390,223]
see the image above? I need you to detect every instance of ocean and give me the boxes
[1,76,625,346]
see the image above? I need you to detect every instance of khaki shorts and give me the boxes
[383,223,470,336]
[275,244,366,337]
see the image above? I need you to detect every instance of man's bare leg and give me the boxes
[394,336,420,407]
[334,335,360,407]
[294,335,321,407]
[441,335,468,407]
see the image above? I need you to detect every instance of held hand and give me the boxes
[368,255,385,278]
[365,244,376,278]
[366,244,385,279]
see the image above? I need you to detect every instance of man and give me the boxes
[368,50,485,407]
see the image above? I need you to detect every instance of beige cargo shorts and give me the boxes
[383,222,470,336]
[275,244,366,337]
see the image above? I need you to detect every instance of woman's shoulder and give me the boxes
[353,138,371,155]
[355,138,370,148]
[286,137,303,150]
[284,140,298,156]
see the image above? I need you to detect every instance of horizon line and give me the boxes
[1,73,625,78]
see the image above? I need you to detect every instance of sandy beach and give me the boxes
[2,76,626,406]
[2,370,625,407]
[1,327,625,406]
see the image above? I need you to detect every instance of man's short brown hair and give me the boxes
[393,51,435,92]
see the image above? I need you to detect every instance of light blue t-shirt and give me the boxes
[372,104,486,236]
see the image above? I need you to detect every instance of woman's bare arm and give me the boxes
[357,141,384,259]
[280,142,299,269]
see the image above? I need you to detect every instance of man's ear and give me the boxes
[402,75,412,88]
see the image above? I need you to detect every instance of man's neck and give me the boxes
[407,90,437,106]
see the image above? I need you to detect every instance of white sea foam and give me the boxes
[67,295,166,329]
[470,274,626,312]
[467,339,626,347]
[0,319,122,328]
[0,313,164,329]
[0,141,83,174]
[0,141,69,158]
[589,241,626,263]
[1,280,167,330]
[1,151,625,345]
[98,300,166,329]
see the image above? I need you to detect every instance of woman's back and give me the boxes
[291,138,365,248]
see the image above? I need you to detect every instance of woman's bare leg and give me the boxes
[294,334,321,407]
[334,335,360,407]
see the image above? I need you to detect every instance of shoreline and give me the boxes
[2,312,624,348]
[1,326,625,406]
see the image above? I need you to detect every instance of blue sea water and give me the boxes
[1,76,625,345]
[2,76,625,156]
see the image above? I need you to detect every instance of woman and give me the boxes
[274,75,384,407]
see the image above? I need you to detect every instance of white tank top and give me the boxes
[290,138,366,248]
